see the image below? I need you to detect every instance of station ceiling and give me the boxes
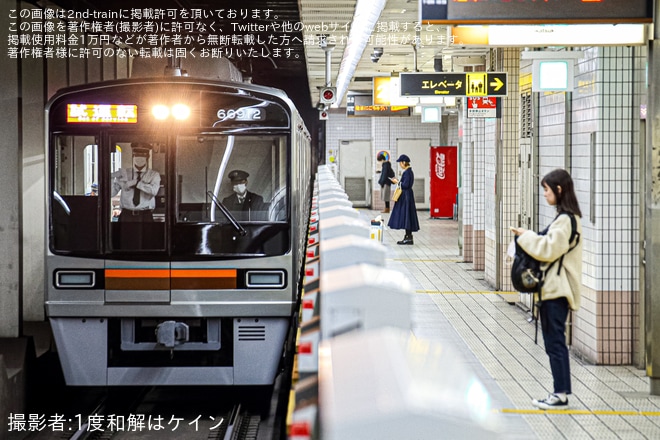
[39,0,488,124]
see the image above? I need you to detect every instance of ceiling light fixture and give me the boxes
[333,0,387,107]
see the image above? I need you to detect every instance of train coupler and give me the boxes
[156,321,190,348]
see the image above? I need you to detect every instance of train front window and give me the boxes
[176,135,287,223]
[109,139,167,252]
[50,135,101,253]
[173,134,289,257]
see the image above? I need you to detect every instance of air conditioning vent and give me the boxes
[238,325,266,341]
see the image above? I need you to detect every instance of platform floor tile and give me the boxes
[358,209,660,439]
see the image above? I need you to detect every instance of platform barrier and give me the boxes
[319,264,411,340]
[318,328,503,440]
[317,197,352,210]
[319,235,386,271]
[317,204,358,220]
[318,215,370,241]
[294,166,500,440]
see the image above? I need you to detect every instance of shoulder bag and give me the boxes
[391,183,402,202]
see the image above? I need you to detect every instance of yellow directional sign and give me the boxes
[490,76,505,92]
[466,73,487,96]
[400,72,507,97]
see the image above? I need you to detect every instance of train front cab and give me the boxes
[45,79,309,386]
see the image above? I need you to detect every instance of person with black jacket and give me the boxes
[377,152,395,213]
[222,169,269,221]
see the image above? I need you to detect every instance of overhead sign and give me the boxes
[421,0,652,24]
[400,72,507,97]
[346,95,411,117]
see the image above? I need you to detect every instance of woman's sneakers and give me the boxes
[532,393,569,410]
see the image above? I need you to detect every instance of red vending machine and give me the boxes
[430,146,458,218]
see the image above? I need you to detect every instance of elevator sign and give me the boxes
[400,72,507,97]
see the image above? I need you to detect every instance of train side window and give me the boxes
[50,135,100,253]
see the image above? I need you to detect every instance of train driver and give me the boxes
[222,169,268,221]
[111,143,161,222]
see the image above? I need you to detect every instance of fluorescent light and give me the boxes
[334,0,387,107]
[490,24,646,47]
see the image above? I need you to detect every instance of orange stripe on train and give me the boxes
[171,269,237,278]
[104,268,238,290]
[105,269,169,278]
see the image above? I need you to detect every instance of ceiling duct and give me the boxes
[452,56,487,67]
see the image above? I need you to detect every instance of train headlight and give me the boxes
[172,103,191,120]
[152,104,170,120]
[246,270,286,288]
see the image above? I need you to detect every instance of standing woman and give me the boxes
[511,168,583,410]
[377,152,395,213]
[387,154,420,245]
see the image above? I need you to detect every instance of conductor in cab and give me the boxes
[111,143,161,222]
[222,169,268,221]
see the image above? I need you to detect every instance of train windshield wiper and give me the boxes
[53,191,71,215]
[206,191,247,236]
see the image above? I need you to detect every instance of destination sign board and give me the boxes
[400,72,507,97]
[67,104,137,124]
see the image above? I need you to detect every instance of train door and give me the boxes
[395,138,431,209]
[107,138,167,251]
[338,140,371,207]
[105,138,170,304]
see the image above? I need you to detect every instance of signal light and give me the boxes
[319,110,328,120]
[319,87,336,105]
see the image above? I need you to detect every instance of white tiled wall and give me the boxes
[323,43,645,365]
[457,45,644,365]
[324,108,448,208]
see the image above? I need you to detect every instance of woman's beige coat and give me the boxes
[517,213,582,311]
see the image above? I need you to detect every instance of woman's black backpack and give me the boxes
[511,241,543,293]
[511,213,579,293]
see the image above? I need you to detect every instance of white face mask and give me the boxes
[233,184,247,194]
[133,156,147,169]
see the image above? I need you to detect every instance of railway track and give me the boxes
[13,386,272,440]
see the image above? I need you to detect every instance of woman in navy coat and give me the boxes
[387,154,420,245]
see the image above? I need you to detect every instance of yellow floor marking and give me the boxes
[499,408,660,416]
[416,290,518,295]
[392,259,462,263]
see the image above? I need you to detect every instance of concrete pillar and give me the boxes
[646,0,660,394]
[0,5,22,338]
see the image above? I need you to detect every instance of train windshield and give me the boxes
[176,134,287,224]
[49,132,290,258]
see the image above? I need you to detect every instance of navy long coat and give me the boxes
[387,167,420,232]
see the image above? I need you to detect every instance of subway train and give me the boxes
[44,74,312,386]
